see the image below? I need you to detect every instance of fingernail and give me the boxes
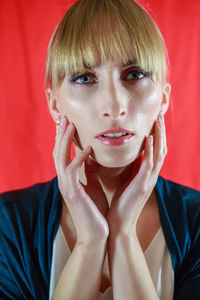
[55,115,60,124]
[56,116,60,135]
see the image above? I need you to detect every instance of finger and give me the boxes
[134,135,153,187]
[121,136,153,205]
[67,145,92,185]
[116,136,153,225]
[58,122,76,173]
[55,115,69,147]
[62,146,91,202]
[152,114,167,175]
[53,116,68,162]
[63,148,108,236]
[162,115,167,155]
[153,117,162,167]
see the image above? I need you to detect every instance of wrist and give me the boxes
[74,240,108,265]
[76,237,108,251]
[109,222,137,239]
[109,227,138,244]
[107,211,138,240]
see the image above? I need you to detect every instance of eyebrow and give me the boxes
[120,59,138,67]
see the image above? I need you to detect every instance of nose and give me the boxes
[101,80,128,120]
[103,109,126,118]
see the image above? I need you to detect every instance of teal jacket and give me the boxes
[0,176,200,299]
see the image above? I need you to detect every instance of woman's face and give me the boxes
[49,60,170,168]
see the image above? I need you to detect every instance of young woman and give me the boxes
[0,0,200,299]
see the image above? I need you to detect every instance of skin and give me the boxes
[49,62,169,168]
[46,59,171,299]
[48,60,170,208]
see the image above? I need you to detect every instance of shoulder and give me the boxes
[156,176,200,226]
[156,177,200,217]
[0,176,61,214]
[156,175,200,201]
[0,176,60,207]
[156,176,200,273]
[0,176,62,240]
[156,180,200,298]
[0,177,62,298]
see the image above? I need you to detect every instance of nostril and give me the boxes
[103,111,126,117]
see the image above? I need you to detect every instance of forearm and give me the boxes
[52,240,107,300]
[109,233,159,300]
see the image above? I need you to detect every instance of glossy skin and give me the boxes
[48,61,170,168]
[48,60,171,299]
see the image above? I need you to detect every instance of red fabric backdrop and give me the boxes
[0,0,200,193]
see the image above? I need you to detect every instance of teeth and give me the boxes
[103,132,128,138]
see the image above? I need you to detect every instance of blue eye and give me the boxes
[126,71,145,80]
[76,75,93,84]
[71,73,95,85]
[125,67,151,81]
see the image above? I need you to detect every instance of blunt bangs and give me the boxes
[46,0,169,89]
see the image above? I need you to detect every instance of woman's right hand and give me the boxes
[53,115,109,245]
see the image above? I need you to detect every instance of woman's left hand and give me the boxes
[106,114,167,236]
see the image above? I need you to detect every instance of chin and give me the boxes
[91,148,141,168]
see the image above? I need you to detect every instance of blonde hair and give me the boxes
[46,0,169,89]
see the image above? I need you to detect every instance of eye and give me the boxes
[127,71,144,80]
[125,68,151,81]
[70,73,96,85]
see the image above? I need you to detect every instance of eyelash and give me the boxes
[70,68,151,86]
[70,73,95,86]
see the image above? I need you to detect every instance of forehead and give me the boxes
[79,59,138,70]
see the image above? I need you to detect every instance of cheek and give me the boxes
[58,91,93,148]
[132,82,163,137]
[58,89,90,124]
[135,81,162,117]
[135,80,162,108]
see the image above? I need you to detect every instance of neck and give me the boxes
[98,155,142,203]
[98,164,131,191]
[77,147,142,205]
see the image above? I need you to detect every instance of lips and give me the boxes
[96,128,134,146]
[96,128,134,137]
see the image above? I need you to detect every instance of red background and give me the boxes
[0,0,200,193]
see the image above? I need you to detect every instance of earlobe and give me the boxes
[160,83,171,115]
[46,88,60,121]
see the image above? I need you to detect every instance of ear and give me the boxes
[46,88,61,122]
[160,83,171,115]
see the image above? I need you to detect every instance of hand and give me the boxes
[106,114,167,236]
[84,158,109,217]
[53,115,109,245]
